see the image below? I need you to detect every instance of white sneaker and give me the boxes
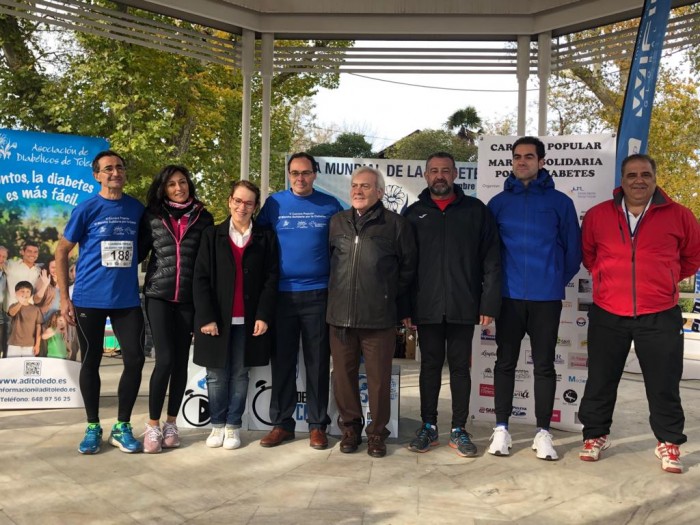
[532,429,558,460]
[206,427,225,448]
[223,427,241,450]
[487,427,512,456]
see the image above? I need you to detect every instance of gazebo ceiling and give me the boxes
[116,0,698,39]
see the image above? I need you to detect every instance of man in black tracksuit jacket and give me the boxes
[403,151,501,457]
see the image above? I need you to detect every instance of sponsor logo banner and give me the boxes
[479,383,495,397]
[563,389,579,404]
[568,352,589,370]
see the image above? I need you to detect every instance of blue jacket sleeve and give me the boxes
[256,200,272,227]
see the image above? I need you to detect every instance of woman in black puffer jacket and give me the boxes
[138,165,214,453]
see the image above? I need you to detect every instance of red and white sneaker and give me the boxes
[655,442,683,474]
[579,435,610,462]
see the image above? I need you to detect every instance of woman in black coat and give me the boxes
[193,180,278,450]
[139,165,214,453]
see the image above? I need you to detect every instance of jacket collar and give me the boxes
[216,218,263,237]
[504,168,554,194]
[417,184,466,209]
[612,186,670,209]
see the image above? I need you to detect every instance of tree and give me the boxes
[0,6,352,220]
[445,105,482,143]
[384,129,477,162]
[287,97,320,152]
[0,14,60,132]
[548,6,700,216]
[307,132,374,158]
[481,114,518,136]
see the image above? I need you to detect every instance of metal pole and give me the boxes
[260,33,273,202]
[240,29,254,181]
[517,35,530,136]
[538,31,552,136]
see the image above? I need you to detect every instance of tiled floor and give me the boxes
[1,358,699,524]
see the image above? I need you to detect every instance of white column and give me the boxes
[240,29,255,181]
[538,31,552,136]
[260,33,274,202]
[517,35,530,136]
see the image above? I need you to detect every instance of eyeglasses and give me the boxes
[351,183,374,191]
[98,165,126,174]
[289,170,314,178]
[231,197,256,209]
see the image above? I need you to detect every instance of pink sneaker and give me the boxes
[162,421,181,449]
[143,423,162,454]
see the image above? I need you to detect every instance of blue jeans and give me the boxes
[206,325,249,428]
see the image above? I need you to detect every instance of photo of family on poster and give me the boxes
[0,242,80,361]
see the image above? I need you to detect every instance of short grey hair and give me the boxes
[350,166,385,193]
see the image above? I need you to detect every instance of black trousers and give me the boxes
[146,298,194,421]
[268,289,331,431]
[417,321,475,429]
[579,304,686,444]
[75,306,145,424]
[494,298,562,428]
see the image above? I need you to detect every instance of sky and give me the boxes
[310,41,540,151]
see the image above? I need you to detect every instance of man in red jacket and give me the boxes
[578,153,700,473]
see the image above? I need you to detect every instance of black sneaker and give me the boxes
[450,427,477,457]
[408,423,439,453]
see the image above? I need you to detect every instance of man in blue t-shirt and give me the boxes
[257,152,342,450]
[56,150,146,455]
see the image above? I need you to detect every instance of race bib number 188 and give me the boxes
[101,240,133,268]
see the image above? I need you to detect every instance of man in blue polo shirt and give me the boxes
[257,152,342,450]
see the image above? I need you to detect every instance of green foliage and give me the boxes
[0,200,64,261]
[308,132,374,158]
[445,106,482,143]
[0,8,351,222]
[0,200,25,251]
[385,129,477,162]
[548,6,700,217]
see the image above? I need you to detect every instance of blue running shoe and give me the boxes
[450,427,477,457]
[408,423,439,453]
[78,424,103,454]
[109,422,143,453]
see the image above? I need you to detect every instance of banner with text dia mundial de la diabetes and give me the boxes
[0,129,108,410]
[312,157,478,211]
[471,134,615,432]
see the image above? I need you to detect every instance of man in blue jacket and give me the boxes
[486,136,581,460]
